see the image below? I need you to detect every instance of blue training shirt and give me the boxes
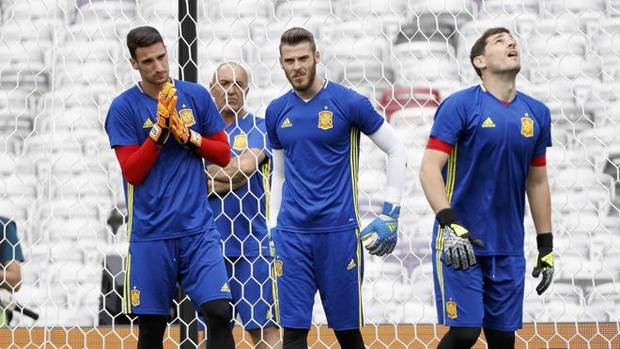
[105,80,225,241]
[265,80,384,233]
[208,113,271,257]
[431,85,552,255]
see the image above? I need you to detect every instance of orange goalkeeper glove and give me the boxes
[149,82,176,145]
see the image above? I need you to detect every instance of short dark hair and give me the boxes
[470,27,511,77]
[279,27,316,55]
[127,26,164,59]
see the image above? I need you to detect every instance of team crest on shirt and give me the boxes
[233,133,247,151]
[520,114,534,138]
[318,110,333,130]
[179,108,196,127]
[274,259,283,277]
[446,300,457,319]
[131,288,141,307]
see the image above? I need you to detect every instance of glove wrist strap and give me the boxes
[436,208,458,227]
[536,232,553,251]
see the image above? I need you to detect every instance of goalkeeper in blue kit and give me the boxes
[105,26,236,349]
[419,27,554,349]
[265,27,407,349]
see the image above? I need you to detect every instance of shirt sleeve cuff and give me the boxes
[531,154,547,167]
[426,136,454,154]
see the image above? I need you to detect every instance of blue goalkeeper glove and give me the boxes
[361,202,400,256]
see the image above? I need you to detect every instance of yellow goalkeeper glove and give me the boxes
[149,82,175,145]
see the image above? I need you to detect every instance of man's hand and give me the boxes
[0,288,13,308]
[170,108,201,150]
[437,208,485,271]
[532,233,554,295]
[149,82,176,145]
[361,202,400,256]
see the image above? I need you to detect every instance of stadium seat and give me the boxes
[337,0,406,19]
[360,146,387,170]
[137,0,177,20]
[477,0,539,17]
[74,1,137,23]
[56,61,118,87]
[58,39,121,65]
[276,0,333,18]
[65,20,133,42]
[0,89,32,115]
[205,0,272,20]
[543,0,606,14]
[379,86,441,121]
[529,33,588,57]
[404,301,436,323]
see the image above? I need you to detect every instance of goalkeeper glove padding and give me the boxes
[437,208,485,271]
[149,82,176,145]
[170,108,202,150]
[361,202,400,256]
[532,232,554,295]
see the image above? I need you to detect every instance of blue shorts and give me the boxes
[271,228,364,330]
[123,229,231,315]
[432,242,525,331]
[225,255,278,330]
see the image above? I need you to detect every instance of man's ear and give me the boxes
[130,58,138,70]
[473,55,486,72]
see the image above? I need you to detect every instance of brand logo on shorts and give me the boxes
[446,300,457,319]
[220,282,230,293]
[274,259,283,277]
[347,258,356,270]
[521,114,534,138]
[131,288,141,307]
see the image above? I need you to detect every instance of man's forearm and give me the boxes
[208,148,265,184]
[527,178,552,234]
[0,262,22,291]
[419,164,450,214]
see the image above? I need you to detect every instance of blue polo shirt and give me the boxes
[265,80,384,233]
[430,85,552,255]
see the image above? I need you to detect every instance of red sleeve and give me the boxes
[114,138,161,186]
[426,136,454,154]
[196,130,231,167]
[531,154,546,167]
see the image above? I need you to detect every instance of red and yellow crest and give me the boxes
[520,115,534,138]
[179,108,196,127]
[233,134,247,151]
[446,300,457,319]
[318,110,333,130]
[131,289,141,307]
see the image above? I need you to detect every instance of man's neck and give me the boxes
[139,78,169,99]
[481,73,517,103]
[222,109,247,126]
[294,77,325,101]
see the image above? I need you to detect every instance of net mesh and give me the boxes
[0,0,619,348]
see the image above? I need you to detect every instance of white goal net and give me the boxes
[0,0,619,348]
